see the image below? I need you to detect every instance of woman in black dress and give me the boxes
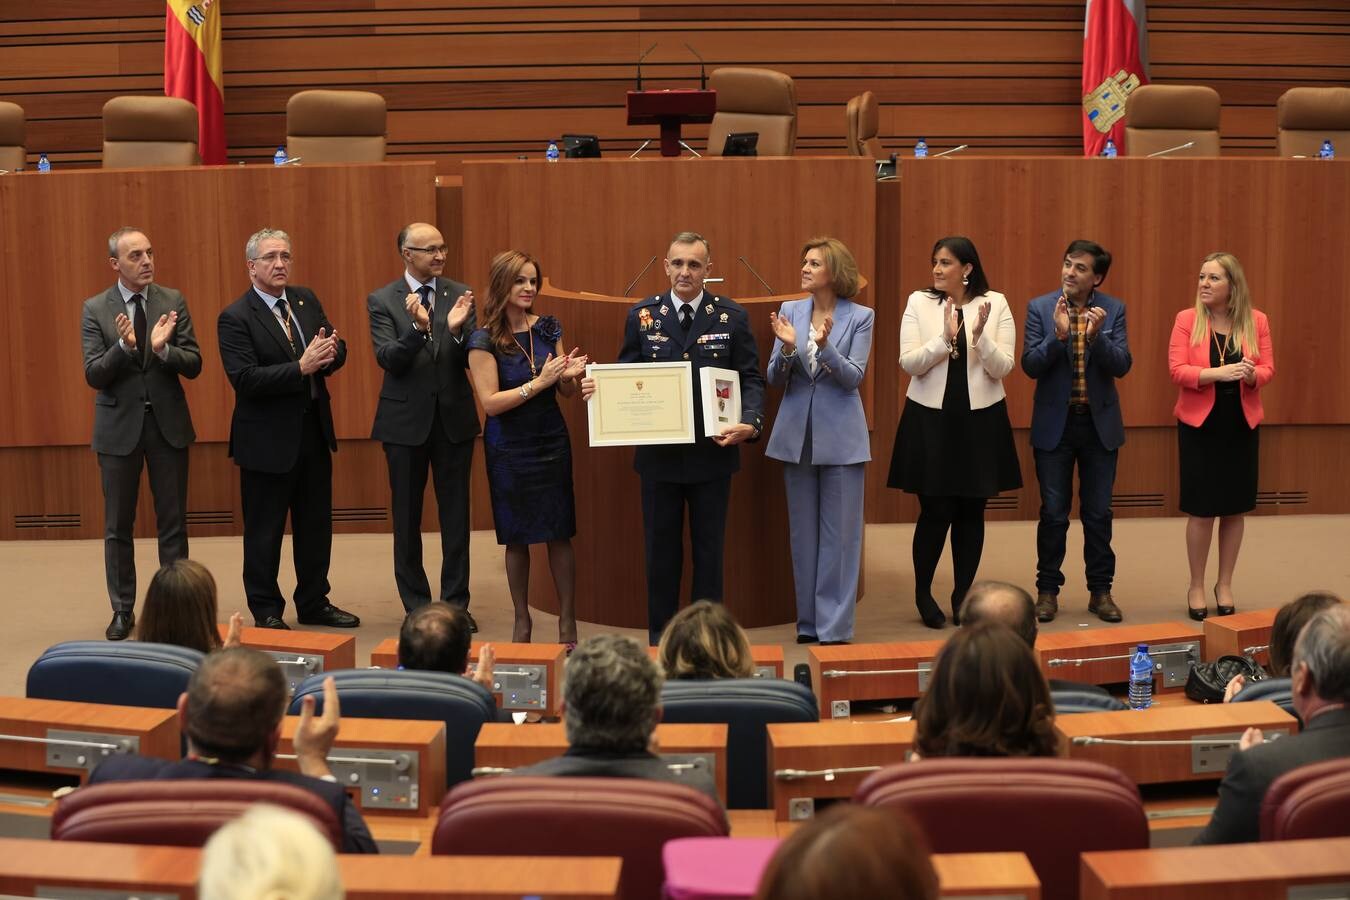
[887,237,1022,628]
[1167,252,1274,620]
[467,251,588,646]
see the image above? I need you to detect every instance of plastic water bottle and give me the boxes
[37,153,51,173]
[914,138,928,159]
[546,140,560,163]
[1320,139,1335,160]
[1102,138,1118,159]
[273,146,288,166]
[1128,644,1154,710]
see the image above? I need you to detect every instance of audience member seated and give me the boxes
[397,601,494,691]
[89,647,377,853]
[752,804,938,900]
[1225,590,1343,701]
[913,621,1060,759]
[962,580,1110,696]
[1194,604,1350,844]
[136,559,241,654]
[199,803,344,900]
[658,600,754,680]
[511,634,721,804]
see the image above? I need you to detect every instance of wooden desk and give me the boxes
[934,853,1041,899]
[1203,608,1277,666]
[1055,701,1298,785]
[276,715,446,817]
[369,639,566,718]
[0,696,179,781]
[474,722,729,805]
[0,838,623,898]
[219,624,357,672]
[648,644,786,680]
[1081,837,1350,899]
[766,720,914,820]
[807,640,945,717]
[1037,623,1203,693]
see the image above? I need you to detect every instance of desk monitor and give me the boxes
[722,132,758,157]
[563,134,601,158]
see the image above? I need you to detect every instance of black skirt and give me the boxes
[1178,388,1258,517]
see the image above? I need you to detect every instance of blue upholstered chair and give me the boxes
[1051,688,1128,714]
[26,641,203,709]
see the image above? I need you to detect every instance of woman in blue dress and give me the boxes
[467,251,588,646]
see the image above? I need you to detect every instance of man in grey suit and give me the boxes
[81,227,201,640]
[367,223,480,625]
[1193,603,1350,844]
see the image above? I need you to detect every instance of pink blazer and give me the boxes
[1168,307,1274,428]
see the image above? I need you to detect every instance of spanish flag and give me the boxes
[1081,0,1149,157]
[165,0,226,164]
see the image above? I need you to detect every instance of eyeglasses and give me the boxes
[250,252,292,264]
[405,245,449,256]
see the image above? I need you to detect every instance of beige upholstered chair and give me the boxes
[1123,84,1221,157]
[706,67,797,156]
[1276,87,1350,157]
[845,91,886,158]
[286,90,387,163]
[0,101,25,171]
[102,96,200,168]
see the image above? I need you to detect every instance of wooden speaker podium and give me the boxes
[626,89,717,157]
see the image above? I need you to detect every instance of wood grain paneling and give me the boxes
[2,2,1348,170]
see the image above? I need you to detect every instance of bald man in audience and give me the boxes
[961,581,1109,696]
[395,601,494,693]
[1193,604,1350,844]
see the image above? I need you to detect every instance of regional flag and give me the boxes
[1081,0,1149,157]
[165,0,226,164]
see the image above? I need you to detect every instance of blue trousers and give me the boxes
[783,461,866,642]
[1033,410,1118,595]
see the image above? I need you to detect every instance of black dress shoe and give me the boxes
[297,605,360,628]
[820,640,851,646]
[461,609,478,633]
[796,634,819,644]
[916,596,946,630]
[105,611,135,641]
[255,615,291,630]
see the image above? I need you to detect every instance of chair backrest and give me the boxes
[854,91,886,159]
[1052,688,1128,714]
[1261,758,1350,841]
[855,757,1148,900]
[289,669,496,786]
[27,640,203,708]
[707,67,796,157]
[660,678,818,808]
[0,100,25,171]
[102,96,200,168]
[286,90,387,163]
[1232,676,1295,717]
[52,779,342,848]
[1276,87,1350,157]
[1124,84,1221,157]
[845,94,862,155]
[433,776,728,900]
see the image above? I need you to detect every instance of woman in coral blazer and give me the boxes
[1168,252,1274,621]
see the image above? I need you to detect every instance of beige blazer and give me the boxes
[898,289,1016,410]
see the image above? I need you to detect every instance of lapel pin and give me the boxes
[704,303,713,315]
[719,312,729,323]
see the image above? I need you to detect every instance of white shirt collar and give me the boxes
[674,290,705,312]
[405,272,435,296]
[116,281,147,304]
[253,286,289,311]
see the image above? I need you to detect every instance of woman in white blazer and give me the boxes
[886,236,1022,628]
[766,237,873,644]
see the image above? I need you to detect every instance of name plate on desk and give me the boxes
[807,640,945,717]
[767,720,915,821]
[1055,701,1296,785]
[586,362,695,446]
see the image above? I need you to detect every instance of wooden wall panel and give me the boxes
[3,2,1348,170]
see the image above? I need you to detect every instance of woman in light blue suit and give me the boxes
[766,237,873,644]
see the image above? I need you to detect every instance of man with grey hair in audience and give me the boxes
[218,228,357,631]
[1193,603,1350,844]
[512,634,721,805]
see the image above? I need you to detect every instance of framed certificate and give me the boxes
[699,366,741,438]
[586,362,696,447]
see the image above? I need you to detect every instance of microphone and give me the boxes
[636,42,658,91]
[677,140,702,158]
[1147,140,1195,158]
[932,144,969,158]
[277,156,303,166]
[623,255,659,296]
[1070,735,1281,747]
[738,257,774,294]
[629,140,652,159]
[684,42,707,90]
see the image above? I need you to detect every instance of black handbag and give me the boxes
[1185,654,1268,703]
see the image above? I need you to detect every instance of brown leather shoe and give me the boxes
[1035,592,1059,623]
[1088,592,1123,623]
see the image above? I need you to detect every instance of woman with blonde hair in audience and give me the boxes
[753,804,939,900]
[658,599,755,680]
[199,804,344,900]
[136,559,241,654]
[913,621,1059,759]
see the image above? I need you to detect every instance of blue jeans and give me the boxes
[1033,411,1118,595]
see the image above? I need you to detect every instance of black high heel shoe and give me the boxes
[1214,585,1236,616]
[916,596,946,629]
[1187,587,1208,621]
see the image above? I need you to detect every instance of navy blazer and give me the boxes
[617,291,765,483]
[1021,289,1131,451]
[765,296,872,466]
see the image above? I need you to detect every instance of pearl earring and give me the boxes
[962,276,969,286]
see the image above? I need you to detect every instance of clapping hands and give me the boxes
[970,301,991,344]
[299,327,339,375]
[448,291,474,334]
[942,298,960,343]
[769,311,797,353]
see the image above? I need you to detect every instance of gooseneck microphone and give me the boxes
[623,256,659,297]
[636,43,658,92]
[684,43,707,90]
[738,257,774,295]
